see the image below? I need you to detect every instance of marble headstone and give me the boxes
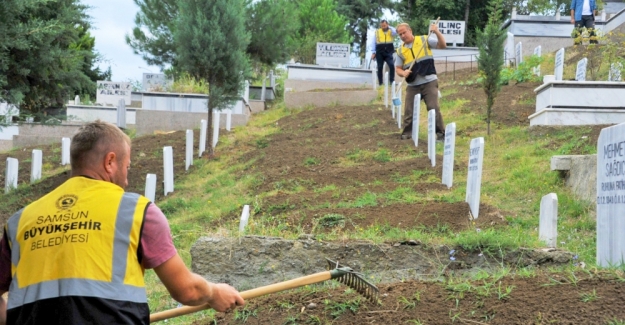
[391,81,396,118]
[145,173,156,202]
[609,63,622,82]
[61,137,70,166]
[515,42,523,66]
[117,99,126,129]
[397,87,402,129]
[5,158,17,194]
[576,58,587,81]
[199,119,207,158]
[239,205,251,233]
[412,94,421,147]
[505,32,515,67]
[466,137,485,219]
[226,109,232,131]
[554,48,565,81]
[213,111,220,149]
[533,45,542,76]
[442,123,456,189]
[596,123,625,266]
[384,72,389,108]
[30,149,42,183]
[539,193,558,247]
[185,130,193,171]
[163,146,174,196]
[428,109,436,167]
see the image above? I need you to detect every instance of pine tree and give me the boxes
[476,0,507,135]
[174,0,250,156]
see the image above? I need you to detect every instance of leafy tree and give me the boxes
[335,0,394,59]
[476,0,507,135]
[174,0,250,155]
[0,0,97,113]
[293,0,352,64]
[73,26,112,99]
[126,0,178,68]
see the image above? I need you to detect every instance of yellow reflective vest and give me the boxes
[396,35,437,77]
[375,28,394,45]
[5,176,151,324]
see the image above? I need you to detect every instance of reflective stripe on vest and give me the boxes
[6,177,149,309]
[397,35,433,70]
[376,28,393,45]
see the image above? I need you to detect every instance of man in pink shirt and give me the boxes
[0,120,244,324]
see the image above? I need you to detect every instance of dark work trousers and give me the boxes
[574,15,598,44]
[402,79,445,136]
[375,44,395,85]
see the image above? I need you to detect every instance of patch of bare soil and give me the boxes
[207,273,625,325]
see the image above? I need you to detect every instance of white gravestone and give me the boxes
[142,73,172,92]
[269,70,275,88]
[74,95,80,105]
[61,137,70,166]
[31,149,42,183]
[212,111,220,149]
[505,32,515,67]
[5,158,18,193]
[428,110,436,167]
[533,45,542,76]
[576,58,588,81]
[412,94,421,147]
[163,146,174,196]
[384,72,389,108]
[316,42,350,67]
[185,130,193,171]
[397,87,402,129]
[554,48,565,81]
[226,110,232,131]
[243,80,250,104]
[145,173,157,202]
[261,78,266,101]
[239,205,251,233]
[596,124,625,266]
[466,137,485,219]
[442,123,456,189]
[515,42,523,66]
[96,81,131,106]
[372,69,376,90]
[609,63,622,82]
[539,193,558,247]
[391,81,396,118]
[117,99,126,129]
[199,119,207,157]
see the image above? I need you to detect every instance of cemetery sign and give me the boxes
[142,73,173,92]
[431,20,465,45]
[316,43,350,67]
[96,81,131,106]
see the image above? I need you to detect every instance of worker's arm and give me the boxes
[430,24,447,49]
[370,31,377,59]
[153,254,244,312]
[570,9,576,23]
[0,291,6,325]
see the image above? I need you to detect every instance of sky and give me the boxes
[82,0,159,82]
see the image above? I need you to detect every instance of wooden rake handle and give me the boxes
[150,270,333,323]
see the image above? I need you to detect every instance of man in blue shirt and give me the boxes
[369,20,397,86]
[570,0,598,44]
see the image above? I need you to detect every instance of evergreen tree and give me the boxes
[0,0,96,113]
[126,0,178,68]
[476,0,507,135]
[335,0,394,59]
[293,0,351,64]
[174,0,250,155]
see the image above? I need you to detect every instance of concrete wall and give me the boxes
[515,36,574,60]
[285,89,377,109]
[67,105,136,125]
[11,124,81,149]
[551,155,597,204]
[285,79,373,92]
[135,110,249,136]
[249,100,265,114]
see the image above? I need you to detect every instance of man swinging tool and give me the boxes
[370,19,397,86]
[0,120,244,324]
[394,22,447,141]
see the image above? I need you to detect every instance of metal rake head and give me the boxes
[326,258,379,302]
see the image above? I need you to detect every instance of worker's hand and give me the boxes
[371,53,376,59]
[570,17,575,24]
[207,283,245,313]
[429,23,440,34]
[403,69,412,78]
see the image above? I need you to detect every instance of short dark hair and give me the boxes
[70,120,131,170]
[380,19,388,24]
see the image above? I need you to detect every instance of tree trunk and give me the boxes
[360,31,367,61]
[464,0,470,34]
[207,83,214,157]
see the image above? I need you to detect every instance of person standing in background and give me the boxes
[370,20,397,86]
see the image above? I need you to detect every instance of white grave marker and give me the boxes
[576,58,587,81]
[412,94,421,147]
[199,119,207,157]
[74,95,80,105]
[466,137,485,218]
[117,99,126,129]
[5,158,18,193]
[515,42,523,66]
[239,205,251,233]
[397,87,402,129]
[597,124,625,266]
[505,32,515,66]
[31,149,42,183]
[384,72,389,108]
[96,81,131,106]
[145,173,157,202]
[61,137,70,166]
[442,123,456,188]
[163,146,174,196]
[212,111,220,149]
[533,45,542,76]
[185,130,193,171]
[609,62,622,81]
[391,81,396,117]
[428,110,436,167]
[226,110,232,131]
[554,48,565,81]
[243,80,250,104]
[539,193,558,247]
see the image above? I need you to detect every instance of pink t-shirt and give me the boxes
[0,203,177,291]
